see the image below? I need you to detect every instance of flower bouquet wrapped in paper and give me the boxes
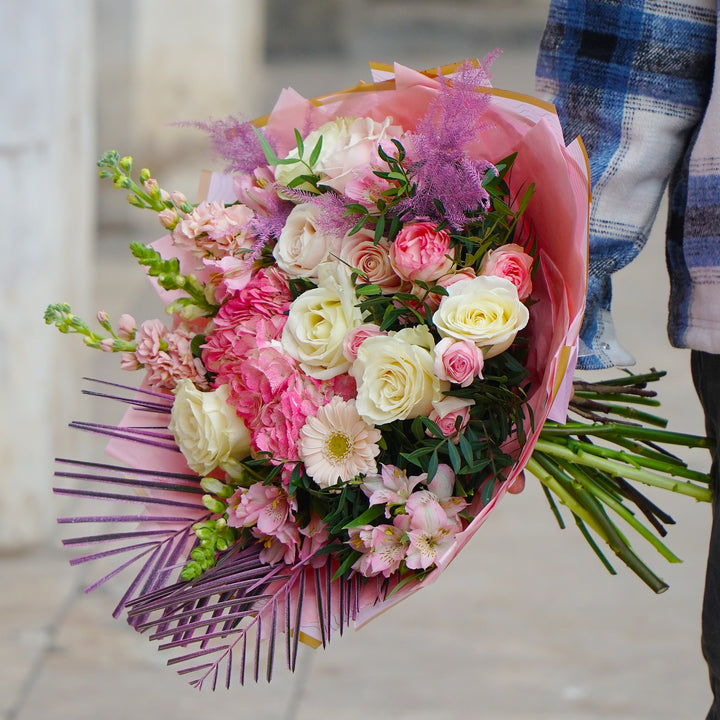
[47,59,711,689]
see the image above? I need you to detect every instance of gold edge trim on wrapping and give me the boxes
[298,631,322,649]
[551,345,573,404]
[252,61,561,127]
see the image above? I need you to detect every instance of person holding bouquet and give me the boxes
[535,0,720,715]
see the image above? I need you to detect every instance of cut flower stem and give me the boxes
[526,370,713,593]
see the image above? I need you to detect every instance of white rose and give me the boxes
[281,262,363,379]
[350,329,447,425]
[273,203,341,279]
[275,116,403,194]
[432,275,529,358]
[169,380,251,476]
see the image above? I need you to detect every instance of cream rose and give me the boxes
[350,327,447,425]
[169,380,251,476]
[275,116,403,194]
[281,262,363,379]
[432,275,529,358]
[273,203,341,278]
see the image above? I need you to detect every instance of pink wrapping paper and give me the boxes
[105,62,589,644]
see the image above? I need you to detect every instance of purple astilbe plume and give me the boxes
[281,186,357,238]
[187,115,268,174]
[399,56,500,229]
[249,194,293,245]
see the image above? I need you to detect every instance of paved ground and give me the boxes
[3,2,716,718]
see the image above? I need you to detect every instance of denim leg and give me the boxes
[691,350,720,719]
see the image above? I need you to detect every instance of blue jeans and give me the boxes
[691,350,720,719]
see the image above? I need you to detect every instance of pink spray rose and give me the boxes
[432,337,484,387]
[427,396,474,442]
[480,243,533,301]
[389,221,455,283]
[342,323,387,362]
[339,228,404,294]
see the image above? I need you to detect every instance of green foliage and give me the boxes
[130,242,219,316]
[181,519,238,581]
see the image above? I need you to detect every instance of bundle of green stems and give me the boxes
[530,370,712,593]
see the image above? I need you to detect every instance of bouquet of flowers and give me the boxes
[46,60,711,689]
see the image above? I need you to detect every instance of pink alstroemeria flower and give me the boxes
[361,464,426,516]
[404,489,462,570]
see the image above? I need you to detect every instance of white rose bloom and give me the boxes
[275,116,403,194]
[273,203,341,279]
[350,329,447,425]
[432,275,529,358]
[169,380,251,476]
[281,262,363,379]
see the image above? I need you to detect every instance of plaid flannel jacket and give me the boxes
[536,0,718,369]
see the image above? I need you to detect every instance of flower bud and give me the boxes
[202,495,227,514]
[119,156,133,173]
[200,476,227,496]
[171,191,187,208]
[143,177,159,197]
[96,310,109,325]
[117,313,137,340]
[158,208,178,230]
[99,338,115,353]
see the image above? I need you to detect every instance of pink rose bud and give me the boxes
[117,313,137,340]
[158,208,178,229]
[480,243,533,301]
[342,323,386,362]
[433,337,484,387]
[170,191,188,208]
[427,397,474,443]
[389,221,455,283]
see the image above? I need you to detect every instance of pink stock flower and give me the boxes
[480,243,534,301]
[427,396,474,443]
[341,323,386,362]
[132,319,207,390]
[389,221,455,283]
[171,201,257,260]
[339,229,404,294]
[432,337,484,387]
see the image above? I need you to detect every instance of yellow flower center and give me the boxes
[325,431,352,463]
